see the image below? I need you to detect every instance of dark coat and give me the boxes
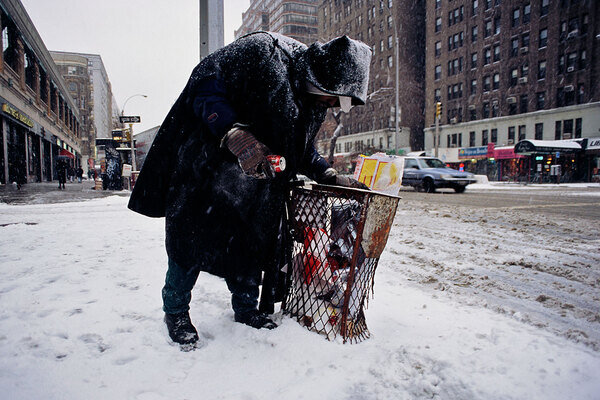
[128,32,371,280]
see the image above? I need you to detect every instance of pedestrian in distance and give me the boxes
[128,31,371,348]
[76,166,84,183]
[56,159,67,190]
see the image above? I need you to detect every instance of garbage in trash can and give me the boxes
[283,184,400,343]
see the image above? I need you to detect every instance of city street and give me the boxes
[0,182,599,399]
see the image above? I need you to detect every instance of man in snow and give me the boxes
[128,32,371,346]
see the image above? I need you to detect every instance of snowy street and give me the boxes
[0,184,599,399]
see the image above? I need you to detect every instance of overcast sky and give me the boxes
[20,0,250,134]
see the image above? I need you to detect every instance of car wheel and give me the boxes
[453,185,466,193]
[423,178,436,193]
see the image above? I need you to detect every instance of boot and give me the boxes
[164,311,199,345]
[234,310,277,329]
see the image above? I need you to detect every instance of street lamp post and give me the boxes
[121,94,147,172]
[384,2,401,155]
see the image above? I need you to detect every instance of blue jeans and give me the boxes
[162,258,261,315]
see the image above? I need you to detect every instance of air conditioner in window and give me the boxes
[450,117,457,124]
[519,77,528,83]
[507,139,514,145]
[564,85,574,92]
[520,46,528,53]
[506,96,517,104]
[567,30,579,40]
[468,104,476,110]
[567,66,575,73]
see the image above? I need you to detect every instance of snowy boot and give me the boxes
[234,310,277,329]
[164,311,199,345]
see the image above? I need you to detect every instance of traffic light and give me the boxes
[435,102,442,119]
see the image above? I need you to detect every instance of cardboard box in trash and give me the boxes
[353,153,404,195]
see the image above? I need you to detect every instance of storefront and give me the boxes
[583,137,600,182]
[457,146,497,180]
[493,146,527,182]
[514,139,584,183]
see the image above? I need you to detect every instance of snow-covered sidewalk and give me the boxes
[0,196,598,399]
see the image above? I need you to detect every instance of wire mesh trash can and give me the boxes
[283,184,400,343]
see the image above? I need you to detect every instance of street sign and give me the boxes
[119,115,141,123]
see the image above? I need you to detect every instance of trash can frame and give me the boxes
[283,184,400,343]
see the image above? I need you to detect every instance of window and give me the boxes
[518,125,526,141]
[470,79,477,95]
[471,52,478,68]
[483,75,491,92]
[508,126,515,142]
[536,92,545,109]
[510,68,518,86]
[493,73,500,90]
[484,48,491,65]
[512,8,520,27]
[388,56,393,68]
[485,20,492,37]
[580,49,587,69]
[484,0,491,10]
[493,44,500,62]
[563,119,573,139]
[522,32,530,47]
[523,4,531,24]
[567,52,577,71]
[435,17,442,32]
[539,28,547,48]
[448,36,453,51]
[520,94,528,113]
[511,38,519,57]
[24,51,36,89]
[482,129,489,145]
[491,129,498,143]
[435,65,441,80]
[492,102,499,117]
[582,14,588,34]
[472,26,478,42]
[388,35,393,49]
[380,40,384,52]
[555,121,562,139]
[535,123,543,140]
[434,88,441,102]
[538,60,546,79]
[521,62,529,77]
[436,0,441,9]
[472,0,478,15]
[558,55,565,74]
[494,17,501,35]
[509,101,517,115]
[435,41,441,57]
[577,83,585,104]
[483,102,490,118]
[575,118,582,138]
[541,0,549,16]
[470,108,477,121]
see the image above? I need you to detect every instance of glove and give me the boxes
[319,168,370,190]
[222,126,275,179]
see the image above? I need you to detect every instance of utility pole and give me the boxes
[434,102,442,157]
[199,0,224,60]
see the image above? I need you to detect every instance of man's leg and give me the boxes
[225,270,277,329]
[162,258,200,345]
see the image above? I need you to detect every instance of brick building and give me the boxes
[424,0,599,153]
[316,0,426,154]
[235,0,319,44]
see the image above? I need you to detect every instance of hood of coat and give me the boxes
[299,36,372,106]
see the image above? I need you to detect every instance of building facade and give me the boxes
[424,0,599,181]
[0,0,82,184]
[50,51,115,175]
[50,52,94,173]
[235,0,319,45]
[317,0,426,154]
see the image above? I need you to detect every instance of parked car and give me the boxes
[402,157,476,193]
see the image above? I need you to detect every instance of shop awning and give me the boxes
[494,146,525,160]
[59,149,75,159]
[514,139,582,154]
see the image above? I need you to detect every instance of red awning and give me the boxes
[59,149,74,159]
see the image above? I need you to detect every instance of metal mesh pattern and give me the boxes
[283,185,399,343]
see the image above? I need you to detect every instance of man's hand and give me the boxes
[319,168,369,190]
[222,127,275,179]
